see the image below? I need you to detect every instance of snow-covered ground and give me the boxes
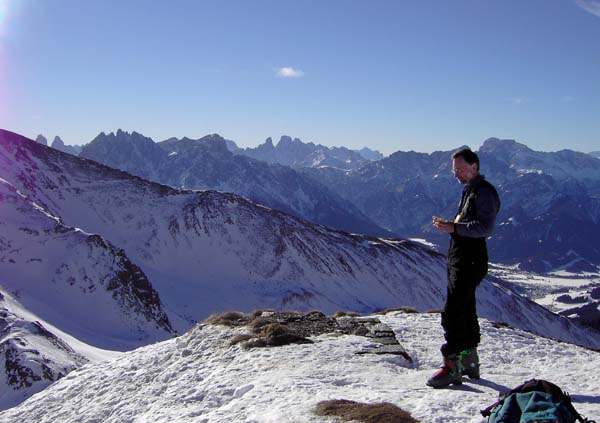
[489,264,600,314]
[1,311,598,423]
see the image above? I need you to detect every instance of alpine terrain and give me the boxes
[1,129,599,411]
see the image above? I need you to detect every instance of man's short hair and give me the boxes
[452,148,479,171]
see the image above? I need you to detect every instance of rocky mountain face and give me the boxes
[238,135,379,170]
[301,138,600,272]
[357,146,384,161]
[2,129,599,408]
[50,136,82,156]
[80,131,390,237]
[34,135,48,146]
[35,134,82,155]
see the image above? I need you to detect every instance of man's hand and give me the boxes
[432,216,455,233]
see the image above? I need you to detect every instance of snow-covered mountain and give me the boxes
[301,138,600,271]
[590,151,600,159]
[1,311,598,423]
[79,130,390,236]
[2,129,598,344]
[238,135,378,170]
[2,128,599,409]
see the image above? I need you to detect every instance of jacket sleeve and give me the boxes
[454,185,500,238]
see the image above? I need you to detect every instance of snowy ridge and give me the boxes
[0,175,175,349]
[0,311,597,423]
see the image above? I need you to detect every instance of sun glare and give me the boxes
[0,0,19,37]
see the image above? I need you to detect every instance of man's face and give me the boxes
[452,157,478,184]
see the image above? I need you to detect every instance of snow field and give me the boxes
[1,311,598,423]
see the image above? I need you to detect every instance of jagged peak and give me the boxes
[198,133,226,142]
[92,130,153,144]
[479,137,531,154]
[277,135,293,146]
[51,136,65,147]
[35,135,48,145]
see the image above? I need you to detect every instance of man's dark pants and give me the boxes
[440,264,483,357]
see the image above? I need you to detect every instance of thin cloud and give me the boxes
[575,0,600,18]
[276,67,305,78]
[506,97,529,104]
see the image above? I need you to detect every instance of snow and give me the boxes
[408,238,439,250]
[0,311,598,422]
[0,289,121,364]
[489,264,600,311]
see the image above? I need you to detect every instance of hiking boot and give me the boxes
[459,348,480,379]
[426,354,462,388]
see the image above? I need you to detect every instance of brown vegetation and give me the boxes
[333,310,363,318]
[314,399,420,423]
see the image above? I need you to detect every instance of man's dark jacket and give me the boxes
[448,174,501,279]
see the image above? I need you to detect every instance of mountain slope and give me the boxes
[0,176,174,349]
[79,131,390,236]
[0,290,88,410]
[0,311,597,422]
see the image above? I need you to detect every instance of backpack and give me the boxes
[481,379,596,423]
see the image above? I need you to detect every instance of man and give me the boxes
[427,148,500,388]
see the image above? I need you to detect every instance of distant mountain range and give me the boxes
[34,134,82,155]
[301,138,600,272]
[32,131,600,271]
[232,135,383,170]
[79,130,390,237]
[2,128,598,408]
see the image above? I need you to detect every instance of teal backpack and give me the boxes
[481,379,596,423]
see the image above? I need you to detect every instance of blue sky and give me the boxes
[1,0,599,154]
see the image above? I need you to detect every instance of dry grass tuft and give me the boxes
[333,310,362,318]
[314,399,420,423]
[258,323,287,337]
[204,311,248,327]
[248,317,272,331]
[250,309,275,318]
[425,308,442,314]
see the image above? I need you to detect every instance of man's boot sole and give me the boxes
[426,376,463,388]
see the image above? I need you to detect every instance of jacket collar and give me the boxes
[466,173,485,189]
